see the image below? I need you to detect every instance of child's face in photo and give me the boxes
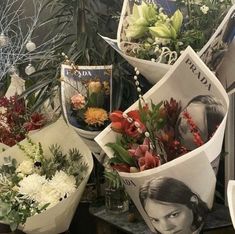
[144,198,194,234]
[178,103,208,150]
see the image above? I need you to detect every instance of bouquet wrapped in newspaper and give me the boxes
[199,4,235,95]
[95,47,229,233]
[102,0,232,84]
[61,63,112,154]
[0,118,93,234]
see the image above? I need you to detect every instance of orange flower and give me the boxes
[84,107,108,126]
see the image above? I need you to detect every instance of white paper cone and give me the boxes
[199,5,235,95]
[5,73,25,98]
[227,180,235,230]
[0,118,93,234]
[95,46,229,233]
[0,143,9,152]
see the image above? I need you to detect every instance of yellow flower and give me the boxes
[88,81,102,94]
[84,107,108,126]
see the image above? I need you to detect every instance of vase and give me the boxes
[105,187,129,214]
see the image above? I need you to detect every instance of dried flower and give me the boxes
[84,107,108,126]
[182,111,204,147]
[0,95,46,146]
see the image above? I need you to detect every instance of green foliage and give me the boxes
[104,170,123,189]
[21,0,144,114]
[42,144,88,185]
[0,192,47,232]
[106,142,136,167]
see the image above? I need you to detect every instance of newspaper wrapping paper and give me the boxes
[0,118,93,234]
[60,64,112,155]
[199,4,235,95]
[227,180,235,230]
[0,143,9,152]
[95,46,229,233]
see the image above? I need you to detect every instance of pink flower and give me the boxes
[138,151,160,171]
[128,138,150,158]
[128,138,160,171]
[71,94,86,109]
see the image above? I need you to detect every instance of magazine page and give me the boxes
[100,35,170,84]
[95,46,229,233]
[61,64,112,153]
[199,5,235,95]
[227,180,235,230]
[0,118,93,234]
[120,152,215,233]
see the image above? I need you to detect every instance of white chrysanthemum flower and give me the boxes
[200,5,209,14]
[49,171,76,197]
[18,174,47,201]
[38,183,61,209]
[16,160,34,175]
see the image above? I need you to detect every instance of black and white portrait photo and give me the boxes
[139,177,209,234]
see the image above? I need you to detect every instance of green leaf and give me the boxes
[0,202,11,217]
[171,10,183,34]
[149,23,172,38]
[106,143,135,166]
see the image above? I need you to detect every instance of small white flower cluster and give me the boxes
[200,5,209,14]
[18,170,76,209]
[16,160,35,176]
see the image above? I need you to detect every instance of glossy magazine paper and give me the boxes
[95,47,229,233]
[61,64,112,154]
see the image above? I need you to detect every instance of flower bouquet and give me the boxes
[102,0,232,84]
[61,63,112,154]
[0,118,93,234]
[95,47,229,233]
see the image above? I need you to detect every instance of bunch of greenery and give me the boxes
[22,0,145,114]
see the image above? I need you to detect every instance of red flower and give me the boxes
[23,112,45,132]
[111,163,130,173]
[138,151,160,171]
[0,95,46,146]
[109,110,146,138]
[128,138,150,158]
